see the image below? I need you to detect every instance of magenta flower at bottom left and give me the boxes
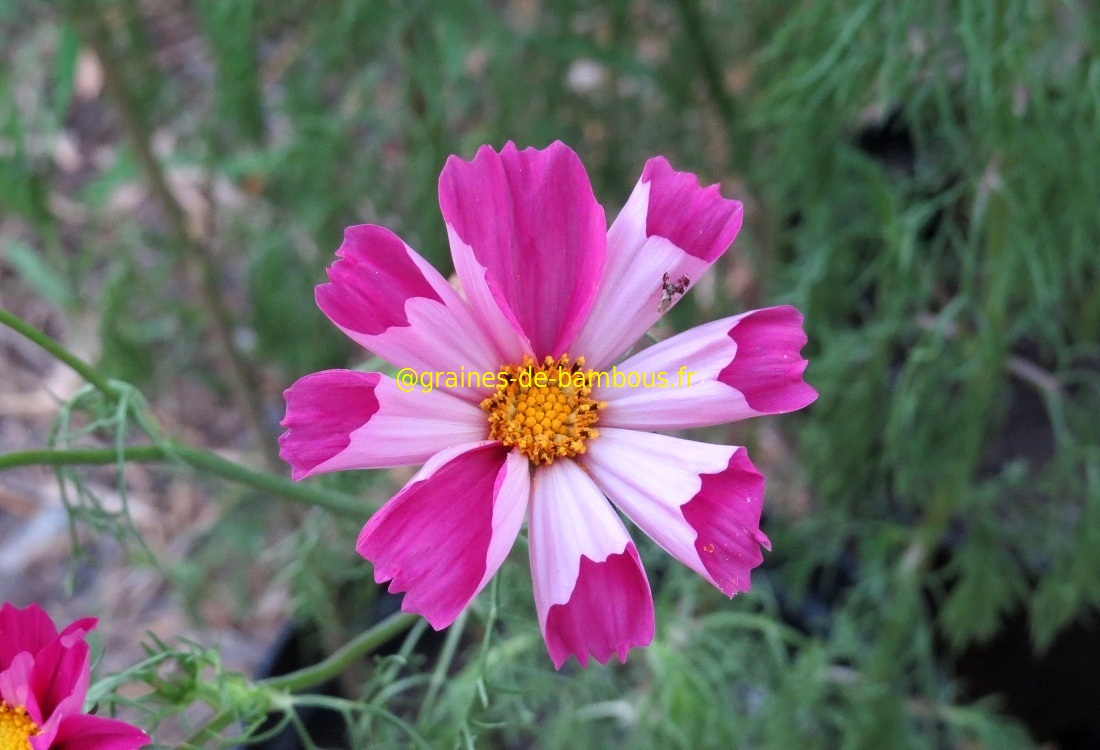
[0,603,149,750]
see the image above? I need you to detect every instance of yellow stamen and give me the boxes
[0,701,39,750]
[481,355,604,465]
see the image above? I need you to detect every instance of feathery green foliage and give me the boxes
[2,0,1097,747]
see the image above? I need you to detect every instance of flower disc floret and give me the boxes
[481,355,604,465]
[0,702,38,750]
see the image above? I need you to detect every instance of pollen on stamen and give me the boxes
[0,700,40,750]
[480,354,605,465]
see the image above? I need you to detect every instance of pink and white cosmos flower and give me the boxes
[280,142,817,668]
[0,602,150,749]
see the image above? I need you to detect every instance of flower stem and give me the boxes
[181,708,235,748]
[417,608,466,724]
[263,611,419,692]
[1,308,362,515]
[673,0,739,160]
[0,307,117,399]
[674,0,736,121]
[180,612,418,746]
[74,8,279,469]
[0,444,364,518]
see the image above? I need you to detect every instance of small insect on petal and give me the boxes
[657,271,690,313]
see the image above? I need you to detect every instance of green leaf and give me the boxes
[939,523,1029,649]
[197,0,264,144]
[2,240,74,309]
[51,23,80,126]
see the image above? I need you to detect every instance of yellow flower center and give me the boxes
[0,701,39,750]
[481,355,604,465]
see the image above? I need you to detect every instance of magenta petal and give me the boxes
[583,428,770,597]
[357,443,529,629]
[720,305,818,413]
[280,370,379,477]
[446,226,533,364]
[279,370,487,479]
[528,459,654,669]
[56,617,97,648]
[640,156,742,263]
[315,226,504,399]
[439,141,607,357]
[316,225,442,337]
[597,306,817,431]
[571,157,743,370]
[28,637,89,721]
[684,449,772,595]
[45,713,150,750]
[543,544,653,669]
[0,603,58,671]
[0,651,40,723]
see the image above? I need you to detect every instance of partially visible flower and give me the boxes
[281,141,817,668]
[0,602,149,750]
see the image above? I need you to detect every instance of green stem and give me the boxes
[0,445,364,518]
[182,708,235,748]
[673,0,739,161]
[418,608,466,724]
[75,9,279,469]
[0,307,117,398]
[264,611,419,692]
[181,613,418,744]
[1,308,364,516]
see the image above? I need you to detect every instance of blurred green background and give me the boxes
[2,0,1099,748]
